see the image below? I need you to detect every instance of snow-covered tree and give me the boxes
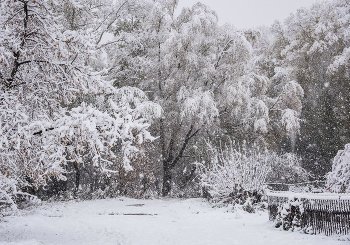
[0,0,98,190]
[260,0,350,176]
[100,1,309,196]
[0,0,159,211]
[105,1,224,196]
[326,143,350,193]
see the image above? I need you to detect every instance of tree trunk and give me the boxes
[162,161,172,196]
[161,124,200,196]
[73,162,80,195]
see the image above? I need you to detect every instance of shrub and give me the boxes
[198,143,270,204]
[275,197,303,231]
[198,141,308,210]
[0,174,17,217]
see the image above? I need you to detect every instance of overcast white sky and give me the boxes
[176,0,323,29]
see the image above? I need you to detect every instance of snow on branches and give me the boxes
[177,87,218,125]
[199,143,272,198]
[0,173,18,216]
[327,144,350,193]
[48,96,160,173]
[281,109,300,136]
[0,0,160,212]
[328,47,350,74]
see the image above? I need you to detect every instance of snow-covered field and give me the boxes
[0,198,347,245]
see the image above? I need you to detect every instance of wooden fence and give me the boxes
[267,192,350,236]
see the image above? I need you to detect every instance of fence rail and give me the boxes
[267,192,350,236]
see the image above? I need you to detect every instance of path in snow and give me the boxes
[0,198,347,245]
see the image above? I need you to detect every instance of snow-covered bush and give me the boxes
[198,142,308,208]
[0,173,41,217]
[326,144,350,193]
[275,197,303,231]
[266,153,309,185]
[198,143,270,206]
[0,173,18,217]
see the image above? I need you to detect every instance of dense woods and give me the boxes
[1,0,349,215]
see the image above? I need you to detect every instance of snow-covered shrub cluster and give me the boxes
[275,198,303,231]
[326,144,350,193]
[0,173,18,217]
[198,142,308,209]
[199,144,270,200]
[267,153,309,185]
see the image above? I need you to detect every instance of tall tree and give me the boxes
[262,0,350,177]
[105,1,303,195]
[0,0,159,210]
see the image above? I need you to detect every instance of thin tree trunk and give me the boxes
[73,162,80,196]
[162,160,172,196]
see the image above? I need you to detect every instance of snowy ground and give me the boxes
[0,198,348,245]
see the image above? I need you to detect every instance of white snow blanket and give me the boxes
[0,198,347,245]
